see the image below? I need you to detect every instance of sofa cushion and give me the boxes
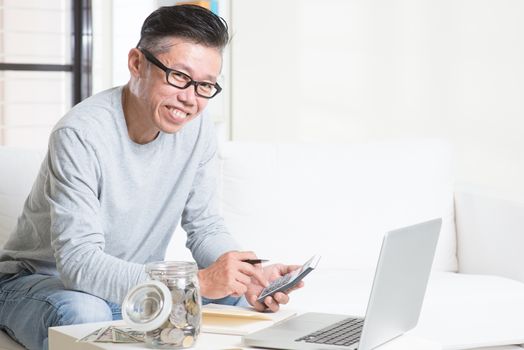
[0,146,46,247]
[217,140,457,271]
[411,272,524,349]
[0,331,24,350]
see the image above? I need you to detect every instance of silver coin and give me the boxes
[157,327,184,345]
[167,328,185,345]
[185,324,200,340]
[184,325,196,334]
[159,328,173,343]
[186,311,201,328]
[171,287,186,304]
[169,303,188,327]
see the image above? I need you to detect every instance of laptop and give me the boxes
[243,218,441,350]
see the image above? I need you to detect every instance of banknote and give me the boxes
[77,326,144,343]
[76,327,104,342]
[95,326,114,343]
[113,328,141,343]
[113,327,145,342]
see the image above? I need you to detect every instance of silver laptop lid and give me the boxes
[358,218,441,350]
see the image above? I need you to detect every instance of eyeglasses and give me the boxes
[139,48,222,99]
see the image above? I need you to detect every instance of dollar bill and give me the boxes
[113,327,145,342]
[95,326,115,343]
[77,326,144,343]
[112,328,142,343]
[76,327,105,342]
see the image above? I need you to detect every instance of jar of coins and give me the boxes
[122,261,202,349]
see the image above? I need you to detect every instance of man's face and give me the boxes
[134,38,222,134]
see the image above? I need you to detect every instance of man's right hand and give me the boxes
[197,251,269,299]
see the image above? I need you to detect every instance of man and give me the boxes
[0,5,300,350]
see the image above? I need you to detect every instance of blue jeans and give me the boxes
[0,270,245,350]
[0,270,121,350]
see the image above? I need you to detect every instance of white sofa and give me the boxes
[2,140,524,350]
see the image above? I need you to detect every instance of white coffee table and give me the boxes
[49,320,441,350]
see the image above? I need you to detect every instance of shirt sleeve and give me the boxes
[182,120,240,268]
[46,128,148,304]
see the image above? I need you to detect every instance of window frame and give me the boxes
[0,0,93,105]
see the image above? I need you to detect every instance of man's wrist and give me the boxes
[197,269,209,297]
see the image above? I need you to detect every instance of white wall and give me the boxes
[110,0,157,87]
[92,0,114,94]
[230,0,524,200]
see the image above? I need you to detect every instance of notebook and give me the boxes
[202,303,297,336]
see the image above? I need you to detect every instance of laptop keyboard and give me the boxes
[295,317,364,347]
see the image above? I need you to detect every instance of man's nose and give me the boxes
[178,85,197,105]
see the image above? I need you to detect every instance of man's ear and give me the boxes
[128,48,142,78]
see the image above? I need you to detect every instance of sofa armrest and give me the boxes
[455,185,524,283]
[0,146,46,247]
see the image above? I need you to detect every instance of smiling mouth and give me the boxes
[166,106,189,121]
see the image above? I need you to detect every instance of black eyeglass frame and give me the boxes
[139,48,222,99]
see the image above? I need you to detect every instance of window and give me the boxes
[0,0,92,148]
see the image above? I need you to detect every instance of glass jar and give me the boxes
[123,261,202,349]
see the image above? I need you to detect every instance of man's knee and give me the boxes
[50,291,113,326]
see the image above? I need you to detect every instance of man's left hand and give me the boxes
[245,264,304,312]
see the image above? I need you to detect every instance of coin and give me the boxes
[168,328,185,345]
[185,301,195,316]
[159,327,184,345]
[171,287,185,304]
[159,328,173,343]
[169,303,188,327]
[182,335,194,348]
[185,290,200,316]
[141,275,201,347]
[186,311,201,328]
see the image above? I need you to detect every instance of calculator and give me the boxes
[256,255,321,303]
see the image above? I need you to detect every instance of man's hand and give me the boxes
[198,251,269,299]
[246,264,304,312]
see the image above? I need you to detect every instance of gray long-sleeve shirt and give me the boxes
[0,86,239,303]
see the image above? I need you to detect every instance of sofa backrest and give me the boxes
[216,140,457,272]
[1,142,458,273]
[455,186,524,282]
[0,146,46,247]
